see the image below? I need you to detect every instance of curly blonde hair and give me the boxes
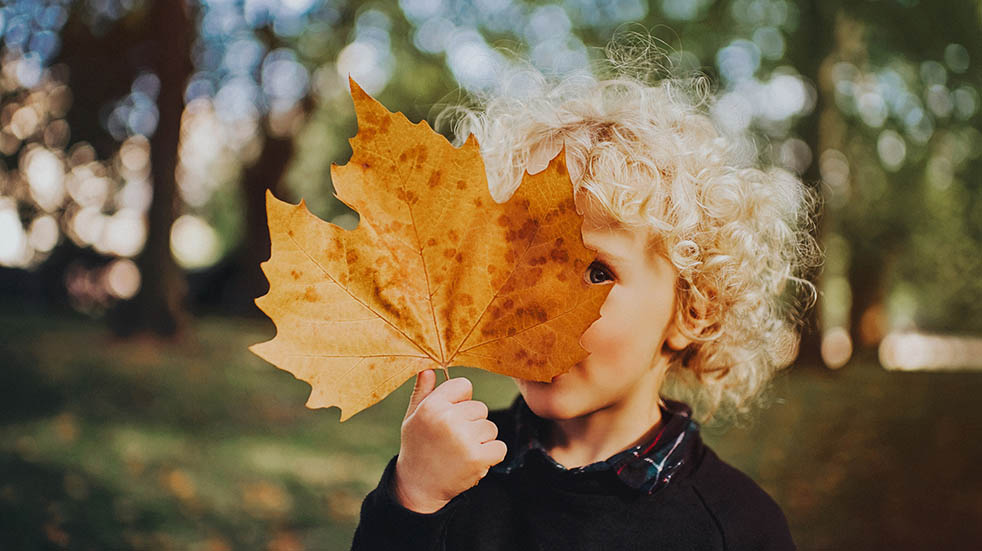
[440,56,821,422]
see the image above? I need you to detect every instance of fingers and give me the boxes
[478,439,508,466]
[455,400,489,421]
[405,369,437,418]
[431,376,473,404]
[470,419,498,444]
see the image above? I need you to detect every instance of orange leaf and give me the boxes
[249,79,610,421]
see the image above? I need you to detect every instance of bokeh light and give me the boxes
[0,196,30,267]
[104,257,141,299]
[170,213,222,269]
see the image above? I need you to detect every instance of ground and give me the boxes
[1,309,980,550]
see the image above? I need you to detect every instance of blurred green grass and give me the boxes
[1,311,980,550]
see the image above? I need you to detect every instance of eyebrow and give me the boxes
[593,249,627,266]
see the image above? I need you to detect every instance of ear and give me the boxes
[665,320,694,351]
[664,293,714,351]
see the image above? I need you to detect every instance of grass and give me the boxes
[1,310,980,550]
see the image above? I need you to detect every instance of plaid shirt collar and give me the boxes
[490,396,701,495]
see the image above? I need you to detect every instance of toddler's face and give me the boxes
[513,198,691,421]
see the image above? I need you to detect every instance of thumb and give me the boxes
[405,369,437,418]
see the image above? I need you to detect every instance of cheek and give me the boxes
[580,287,634,360]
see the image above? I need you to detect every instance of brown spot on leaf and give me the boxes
[517,219,538,241]
[459,294,474,306]
[304,286,319,302]
[473,198,483,207]
[362,162,371,169]
[346,250,359,264]
[507,327,517,336]
[427,237,437,246]
[288,230,295,237]
[448,230,459,242]
[427,171,442,189]
[496,215,508,227]
[371,276,407,328]
[549,248,569,264]
[541,332,557,349]
[455,252,463,262]
[487,265,497,274]
[443,248,457,259]
[456,180,466,190]
[290,270,302,280]
[503,298,514,310]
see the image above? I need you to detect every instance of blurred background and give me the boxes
[1,0,980,549]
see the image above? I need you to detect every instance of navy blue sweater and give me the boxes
[352,399,795,550]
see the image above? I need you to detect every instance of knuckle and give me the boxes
[450,377,473,395]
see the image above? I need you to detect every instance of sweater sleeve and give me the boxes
[351,455,463,551]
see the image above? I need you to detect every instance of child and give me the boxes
[351,53,819,550]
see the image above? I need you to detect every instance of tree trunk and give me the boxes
[223,121,299,315]
[786,0,836,367]
[111,0,192,337]
[847,251,887,351]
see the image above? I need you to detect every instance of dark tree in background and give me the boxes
[112,0,194,337]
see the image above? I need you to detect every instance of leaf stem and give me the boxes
[441,365,451,380]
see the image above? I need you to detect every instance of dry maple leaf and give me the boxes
[249,79,610,421]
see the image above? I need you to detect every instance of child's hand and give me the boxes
[392,370,507,514]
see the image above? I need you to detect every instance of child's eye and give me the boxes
[585,261,615,284]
